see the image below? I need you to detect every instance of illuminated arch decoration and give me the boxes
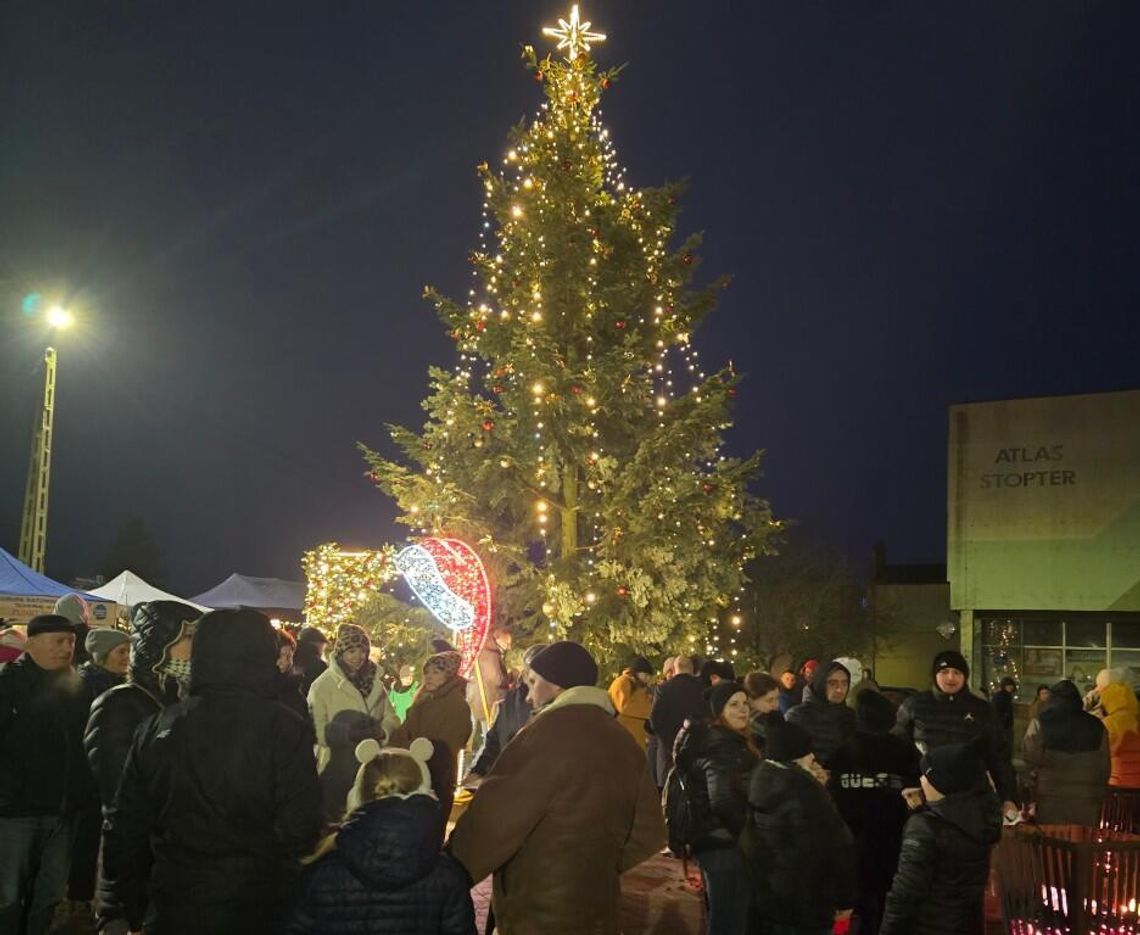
[394,537,492,676]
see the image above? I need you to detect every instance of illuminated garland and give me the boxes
[301,543,398,633]
[394,537,491,676]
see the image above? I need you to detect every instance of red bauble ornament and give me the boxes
[615,320,627,329]
[682,253,694,265]
[616,585,628,597]
[492,384,505,395]
[422,442,434,450]
[534,71,544,82]
[482,420,495,432]
[449,329,461,340]
[368,471,379,483]
[475,320,486,332]
[702,483,717,494]
[570,385,582,395]
[727,387,737,398]
[601,77,612,89]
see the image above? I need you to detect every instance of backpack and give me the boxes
[661,763,694,856]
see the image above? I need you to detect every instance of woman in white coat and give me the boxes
[307,622,400,821]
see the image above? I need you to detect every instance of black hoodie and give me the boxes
[785,660,857,767]
[285,796,475,934]
[880,788,1002,935]
[104,609,322,934]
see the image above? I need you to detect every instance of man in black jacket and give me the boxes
[893,650,1020,820]
[0,614,89,935]
[785,659,857,768]
[648,655,707,784]
[103,608,322,934]
[84,600,199,930]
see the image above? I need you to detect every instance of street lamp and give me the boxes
[18,305,73,573]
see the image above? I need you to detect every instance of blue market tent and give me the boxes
[0,546,104,601]
[190,573,305,613]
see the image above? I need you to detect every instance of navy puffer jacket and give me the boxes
[286,795,475,934]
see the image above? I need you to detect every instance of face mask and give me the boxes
[160,657,192,697]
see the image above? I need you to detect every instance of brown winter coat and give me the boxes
[608,670,652,750]
[448,686,665,935]
[390,675,472,804]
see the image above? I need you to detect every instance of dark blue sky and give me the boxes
[2,2,1138,594]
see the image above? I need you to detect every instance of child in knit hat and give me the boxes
[287,738,475,934]
[880,740,1001,935]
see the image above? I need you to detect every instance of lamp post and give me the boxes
[18,305,73,572]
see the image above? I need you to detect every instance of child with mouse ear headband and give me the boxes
[291,735,476,932]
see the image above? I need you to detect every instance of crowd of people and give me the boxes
[2,594,1139,935]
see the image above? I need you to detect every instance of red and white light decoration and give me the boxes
[394,537,492,676]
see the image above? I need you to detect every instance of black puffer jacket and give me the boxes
[880,788,1002,935]
[893,685,1018,803]
[285,796,476,934]
[744,759,856,929]
[784,661,857,767]
[85,601,198,809]
[674,719,759,852]
[103,609,322,934]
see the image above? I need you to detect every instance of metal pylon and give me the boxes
[18,347,58,573]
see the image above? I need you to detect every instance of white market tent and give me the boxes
[90,570,210,613]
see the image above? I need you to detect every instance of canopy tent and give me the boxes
[89,571,209,613]
[0,546,115,625]
[190,573,305,616]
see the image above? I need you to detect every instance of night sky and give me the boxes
[2,2,1138,596]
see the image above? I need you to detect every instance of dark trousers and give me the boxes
[68,804,102,901]
[697,847,752,935]
[0,814,74,935]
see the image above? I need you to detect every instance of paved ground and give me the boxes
[473,852,706,935]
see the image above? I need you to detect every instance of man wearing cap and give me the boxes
[0,614,89,934]
[880,740,1002,935]
[449,640,665,934]
[608,655,655,750]
[893,650,1020,821]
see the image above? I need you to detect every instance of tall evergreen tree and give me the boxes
[362,9,777,669]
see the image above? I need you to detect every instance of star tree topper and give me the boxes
[542,4,606,61]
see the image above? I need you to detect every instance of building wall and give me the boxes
[871,581,951,690]
[948,388,1140,612]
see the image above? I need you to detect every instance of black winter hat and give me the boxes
[932,650,970,680]
[27,614,76,637]
[707,680,745,719]
[529,640,598,689]
[921,739,986,795]
[855,689,896,734]
[763,715,813,762]
[629,655,653,676]
[297,626,327,646]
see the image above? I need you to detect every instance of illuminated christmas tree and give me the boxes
[362,6,777,669]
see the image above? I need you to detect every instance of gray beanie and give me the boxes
[86,627,130,665]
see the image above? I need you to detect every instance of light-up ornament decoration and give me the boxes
[394,537,492,676]
[542,4,605,61]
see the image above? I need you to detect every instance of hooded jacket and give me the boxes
[1101,682,1140,788]
[880,788,1002,935]
[103,609,322,934]
[893,680,1019,804]
[449,685,665,935]
[608,669,653,749]
[285,796,475,935]
[784,661,857,767]
[744,758,856,930]
[673,718,759,853]
[1023,680,1109,825]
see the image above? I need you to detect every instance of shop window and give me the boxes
[1065,619,1107,648]
[1022,619,1063,646]
[1110,619,1140,649]
[1065,650,1106,696]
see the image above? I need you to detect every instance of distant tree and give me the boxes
[99,516,165,586]
[735,536,885,670]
